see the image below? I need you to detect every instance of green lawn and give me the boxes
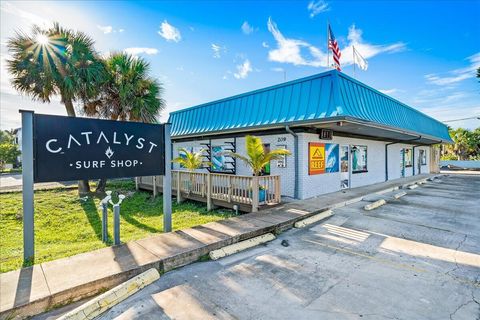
[0,180,235,273]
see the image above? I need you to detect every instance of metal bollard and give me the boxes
[102,202,108,242]
[113,204,120,245]
[100,191,112,243]
[109,194,125,246]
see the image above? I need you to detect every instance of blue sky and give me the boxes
[1,0,479,130]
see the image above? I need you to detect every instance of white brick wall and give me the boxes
[172,133,432,200]
[171,133,297,198]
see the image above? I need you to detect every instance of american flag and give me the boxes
[328,24,341,71]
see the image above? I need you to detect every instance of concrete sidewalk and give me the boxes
[0,174,437,319]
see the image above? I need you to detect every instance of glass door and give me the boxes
[340,145,350,189]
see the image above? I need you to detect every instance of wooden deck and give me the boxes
[137,171,281,212]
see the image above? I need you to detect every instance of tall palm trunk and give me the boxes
[64,97,91,195]
[94,113,118,194]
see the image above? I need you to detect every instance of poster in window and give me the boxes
[325,143,339,173]
[351,145,367,173]
[340,146,349,173]
[276,144,287,168]
[211,145,231,172]
[404,148,412,167]
[308,143,339,175]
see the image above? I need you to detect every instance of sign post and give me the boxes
[20,110,34,263]
[163,123,172,232]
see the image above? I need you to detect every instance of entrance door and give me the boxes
[418,149,424,174]
[340,145,350,189]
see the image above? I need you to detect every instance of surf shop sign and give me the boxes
[33,114,165,182]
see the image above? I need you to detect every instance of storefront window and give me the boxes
[420,149,427,165]
[351,145,367,173]
[404,148,412,167]
[260,144,271,175]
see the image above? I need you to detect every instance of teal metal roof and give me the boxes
[168,70,451,142]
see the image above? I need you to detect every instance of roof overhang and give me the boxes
[171,116,450,145]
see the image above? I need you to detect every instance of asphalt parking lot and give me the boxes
[95,174,480,320]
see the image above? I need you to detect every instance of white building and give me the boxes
[167,70,450,200]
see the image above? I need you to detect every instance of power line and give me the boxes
[443,116,480,123]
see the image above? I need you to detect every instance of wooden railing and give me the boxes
[137,171,281,212]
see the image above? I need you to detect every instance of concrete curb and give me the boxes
[209,233,276,260]
[394,191,407,199]
[364,199,387,211]
[294,210,333,228]
[57,268,159,320]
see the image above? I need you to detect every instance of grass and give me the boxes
[0,168,22,174]
[0,180,236,273]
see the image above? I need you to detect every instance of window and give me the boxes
[351,145,367,173]
[260,144,271,175]
[276,144,287,168]
[404,148,413,167]
[420,149,427,165]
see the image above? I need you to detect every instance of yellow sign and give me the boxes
[309,142,325,175]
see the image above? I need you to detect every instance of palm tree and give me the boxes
[224,135,291,176]
[83,53,164,123]
[172,148,209,194]
[7,23,105,194]
[172,148,209,171]
[83,52,165,192]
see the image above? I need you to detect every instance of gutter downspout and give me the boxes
[285,126,299,199]
[413,145,418,175]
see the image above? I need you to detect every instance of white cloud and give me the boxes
[211,43,226,59]
[241,21,254,35]
[419,105,480,130]
[271,67,284,72]
[0,1,49,26]
[97,25,125,34]
[267,18,406,69]
[262,41,269,48]
[234,59,252,79]
[425,52,480,85]
[97,25,113,34]
[123,47,159,56]
[378,88,404,95]
[307,0,330,18]
[158,20,182,42]
[267,17,325,67]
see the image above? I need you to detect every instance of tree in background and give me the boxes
[7,23,105,194]
[442,127,480,161]
[83,53,164,122]
[83,53,165,192]
[0,130,15,144]
[0,143,20,171]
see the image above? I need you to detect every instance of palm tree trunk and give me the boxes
[95,114,120,193]
[64,97,91,195]
[96,178,107,194]
[64,97,76,117]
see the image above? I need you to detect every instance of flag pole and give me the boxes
[353,45,356,78]
[326,21,329,69]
